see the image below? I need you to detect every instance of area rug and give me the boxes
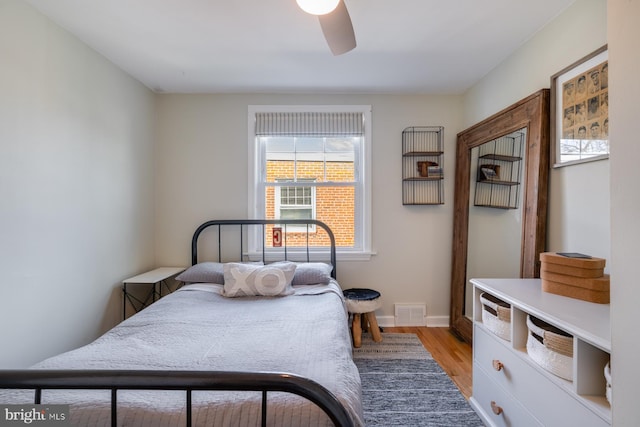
[353,333,483,426]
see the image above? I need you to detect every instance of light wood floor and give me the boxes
[383,326,473,399]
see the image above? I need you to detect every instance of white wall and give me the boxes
[0,0,156,367]
[464,0,610,263]
[155,93,463,325]
[608,0,640,424]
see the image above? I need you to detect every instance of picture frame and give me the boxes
[550,45,608,168]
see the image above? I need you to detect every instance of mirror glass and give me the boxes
[450,89,550,343]
[464,128,527,318]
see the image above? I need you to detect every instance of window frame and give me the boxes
[248,105,372,260]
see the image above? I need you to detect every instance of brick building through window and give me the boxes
[249,107,371,257]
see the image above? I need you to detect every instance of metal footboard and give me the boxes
[0,369,354,427]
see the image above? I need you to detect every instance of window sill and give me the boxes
[336,251,377,261]
[246,249,376,263]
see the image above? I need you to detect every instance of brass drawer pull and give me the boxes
[492,359,504,371]
[491,400,503,415]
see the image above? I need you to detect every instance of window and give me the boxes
[248,106,372,259]
[276,181,315,221]
[275,179,316,232]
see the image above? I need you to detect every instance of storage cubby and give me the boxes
[471,278,611,427]
[402,126,444,205]
[474,130,525,209]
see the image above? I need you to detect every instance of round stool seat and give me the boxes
[343,288,383,347]
[343,288,382,314]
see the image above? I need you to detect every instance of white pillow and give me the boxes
[223,262,297,297]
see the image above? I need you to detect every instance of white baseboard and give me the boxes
[426,316,450,327]
[377,316,395,327]
[376,315,450,328]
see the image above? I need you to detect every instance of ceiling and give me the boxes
[25,0,576,94]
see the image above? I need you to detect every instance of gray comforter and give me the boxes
[2,281,364,426]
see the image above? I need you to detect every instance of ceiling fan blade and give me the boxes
[318,0,356,55]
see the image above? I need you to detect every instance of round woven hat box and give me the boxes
[526,315,574,381]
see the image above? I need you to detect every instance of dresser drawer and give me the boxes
[472,365,541,427]
[474,325,610,427]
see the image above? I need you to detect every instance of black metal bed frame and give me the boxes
[0,219,352,427]
[0,370,353,427]
[191,219,337,279]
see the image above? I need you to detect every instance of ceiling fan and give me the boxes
[296,0,357,55]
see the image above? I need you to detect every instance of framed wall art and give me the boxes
[550,45,608,167]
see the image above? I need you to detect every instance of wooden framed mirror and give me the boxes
[450,89,550,343]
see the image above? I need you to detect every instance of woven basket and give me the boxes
[526,315,574,381]
[480,292,511,341]
[604,361,612,405]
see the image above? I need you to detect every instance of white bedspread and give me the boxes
[2,281,364,426]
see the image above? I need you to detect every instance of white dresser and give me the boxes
[470,278,611,427]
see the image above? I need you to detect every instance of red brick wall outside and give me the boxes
[265,160,354,247]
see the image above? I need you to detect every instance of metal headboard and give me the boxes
[191,219,337,279]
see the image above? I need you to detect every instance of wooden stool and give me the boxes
[343,288,383,348]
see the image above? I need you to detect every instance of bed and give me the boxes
[0,219,364,427]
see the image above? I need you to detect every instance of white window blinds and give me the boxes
[255,112,365,137]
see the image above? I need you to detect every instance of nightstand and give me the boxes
[122,267,185,319]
